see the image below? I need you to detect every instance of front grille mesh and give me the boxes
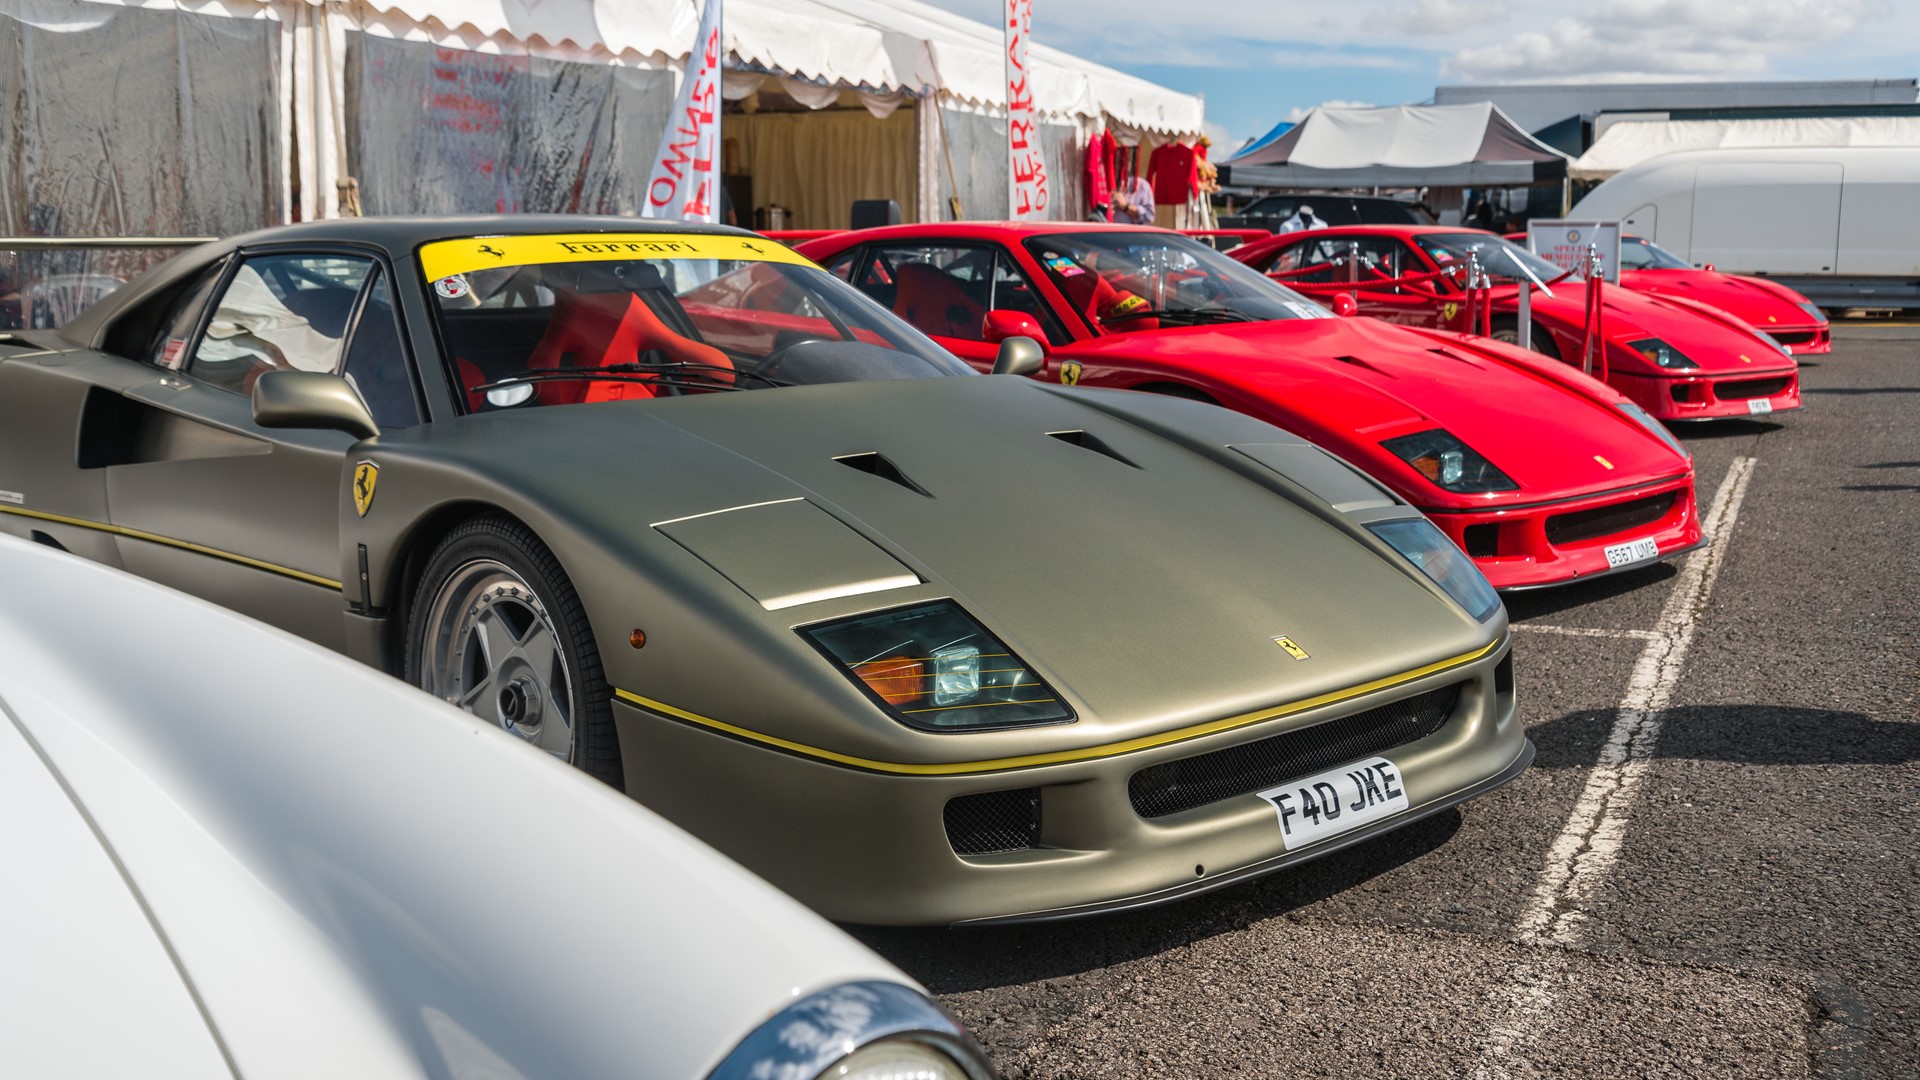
[1715,376,1791,401]
[1545,492,1676,547]
[1771,330,1818,346]
[944,788,1041,855]
[1127,684,1462,819]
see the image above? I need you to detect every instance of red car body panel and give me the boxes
[799,222,1702,590]
[1500,233,1832,355]
[1232,225,1803,422]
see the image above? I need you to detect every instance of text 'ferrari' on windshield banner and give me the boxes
[418,233,812,282]
[644,0,724,223]
[1005,0,1048,219]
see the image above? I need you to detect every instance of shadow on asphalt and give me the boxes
[851,809,1464,993]
[1845,484,1920,492]
[1503,562,1678,621]
[1527,705,1920,769]
[1672,418,1784,439]
[1860,461,1920,469]
[1805,386,1920,395]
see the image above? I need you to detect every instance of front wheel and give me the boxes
[1490,318,1562,360]
[406,514,623,785]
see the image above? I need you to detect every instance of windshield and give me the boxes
[1414,233,1564,287]
[1621,236,1693,270]
[421,233,971,411]
[1023,231,1331,332]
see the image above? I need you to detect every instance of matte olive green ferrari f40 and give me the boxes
[0,217,1531,924]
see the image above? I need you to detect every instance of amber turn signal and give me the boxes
[629,629,647,649]
[854,656,926,706]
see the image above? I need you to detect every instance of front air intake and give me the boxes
[1128,684,1462,819]
[944,788,1042,855]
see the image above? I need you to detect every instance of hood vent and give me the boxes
[1047,429,1139,469]
[1335,355,1392,376]
[834,451,931,497]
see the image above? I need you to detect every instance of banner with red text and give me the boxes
[643,0,724,222]
[1004,0,1048,218]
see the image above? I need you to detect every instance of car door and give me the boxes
[847,242,1070,376]
[102,249,412,651]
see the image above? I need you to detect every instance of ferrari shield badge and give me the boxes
[1059,360,1084,386]
[1273,635,1310,661]
[1441,302,1459,322]
[353,460,379,517]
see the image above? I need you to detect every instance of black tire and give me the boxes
[405,514,623,787]
[1490,318,1562,361]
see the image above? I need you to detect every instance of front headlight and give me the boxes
[1626,337,1699,369]
[1798,300,1828,325]
[1380,429,1518,493]
[1368,518,1503,620]
[802,600,1074,730]
[707,981,994,1080]
[1618,402,1688,460]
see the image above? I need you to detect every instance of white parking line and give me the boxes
[1474,456,1759,1077]
[1514,624,1662,642]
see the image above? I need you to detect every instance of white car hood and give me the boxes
[0,536,902,1080]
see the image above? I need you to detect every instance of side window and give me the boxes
[141,262,227,369]
[862,245,995,341]
[189,253,373,394]
[989,252,1069,346]
[1269,240,1339,283]
[823,250,861,282]
[340,270,421,429]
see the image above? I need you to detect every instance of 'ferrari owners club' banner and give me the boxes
[1005,0,1048,218]
[643,0,724,223]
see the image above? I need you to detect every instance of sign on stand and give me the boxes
[1004,0,1048,218]
[1527,220,1621,283]
[643,0,724,223]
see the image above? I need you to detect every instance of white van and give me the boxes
[1570,146,1920,307]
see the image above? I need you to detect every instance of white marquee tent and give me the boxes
[1570,115,1920,182]
[1220,103,1569,189]
[0,0,1205,235]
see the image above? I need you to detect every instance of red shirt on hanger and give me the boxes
[1147,142,1198,205]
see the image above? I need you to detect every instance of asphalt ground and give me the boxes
[856,325,1919,1079]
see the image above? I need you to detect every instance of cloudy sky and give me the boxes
[921,0,1919,148]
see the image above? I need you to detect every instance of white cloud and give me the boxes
[1441,0,1868,82]
[1365,0,1511,35]
[1271,48,1413,70]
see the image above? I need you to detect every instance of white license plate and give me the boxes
[1259,756,1409,850]
[1604,536,1660,568]
[1748,398,1773,415]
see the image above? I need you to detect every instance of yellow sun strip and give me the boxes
[612,639,1499,776]
[419,232,816,282]
[0,506,342,590]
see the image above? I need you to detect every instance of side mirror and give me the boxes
[982,309,1048,348]
[1330,293,1359,318]
[252,370,380,441]
[991,336,1046,377]
[1701,263,1715,272]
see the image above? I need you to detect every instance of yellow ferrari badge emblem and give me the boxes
[1738,354,1753,364]
[353,460,379,517]
[1442,302,1459,321]
[1767,315,1778,323]
[1060,360,1084,386]
[1594,455,1614,470]
[1273,636,1310,661]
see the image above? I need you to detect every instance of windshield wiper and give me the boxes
[1157,308,1257,325]
[1105,306,1256,327]
[474,361,788,394]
